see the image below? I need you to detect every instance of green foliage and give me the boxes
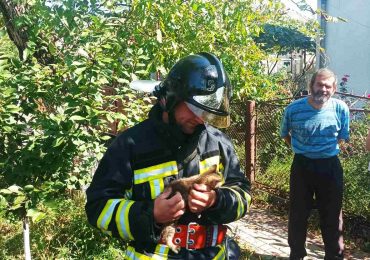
[259,157,292,192]
[257,148,370,221]
[0,184,46,222]
[0,0,154,221]
[0,0,313,223]
[340,117,370,219]
[342,154,370,220]
[256,101,292,174]
[0,197,126,259]
[254,24,316,55]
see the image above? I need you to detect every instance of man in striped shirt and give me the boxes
[280,68,350,260]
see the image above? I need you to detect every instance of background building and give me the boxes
[318,0,370,95]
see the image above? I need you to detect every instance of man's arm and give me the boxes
[85,136,159,243]
[280,107,291,146]
[338,102,350,142]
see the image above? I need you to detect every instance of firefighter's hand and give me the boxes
[188,183,217,213]
[154,188,185,224]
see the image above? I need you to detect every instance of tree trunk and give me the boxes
[0,0,28,59]
[0,0,54,64]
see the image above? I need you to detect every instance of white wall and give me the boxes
[322,0,370,95]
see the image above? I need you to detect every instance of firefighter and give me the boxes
[85,52,251,259]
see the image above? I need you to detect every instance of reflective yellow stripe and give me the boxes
[246,193,252,212]
[239,189,252,212]
[134,161,178,184]
[124,246,152,260]
[229,186,251,212]
[199,155,220,174]
[96,199,122,231]
[221,187,245,220]
[213,243,226,260]
[150,178,164,199]
[116,200,134,240]
[152,244,169,259]
[219,162,224,172]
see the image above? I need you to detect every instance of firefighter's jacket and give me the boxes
[85,105,252,259]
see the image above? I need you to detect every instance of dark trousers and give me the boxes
[288,154,344,260]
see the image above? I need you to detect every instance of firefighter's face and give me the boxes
[174,102,204,134]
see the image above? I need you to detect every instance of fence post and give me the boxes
[245,100,256,182]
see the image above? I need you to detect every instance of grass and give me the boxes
[0,195,126,260]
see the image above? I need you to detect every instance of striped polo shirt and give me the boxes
[280,97,350,159]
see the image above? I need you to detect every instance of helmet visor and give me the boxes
[192,86,229,112]
[185,102,230,128]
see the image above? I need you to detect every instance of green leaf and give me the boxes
[117,78,129,84]
[24,185,35,192]
[0,189,13,195]
[9,204,23,211]
[70,115,86,121]
[13,195,27,206]
[2,126,13,133]
[8,185,22,194]
[100,135,112,141]
[27,208,46,223]
[72,61,84,66]
[5,104,22,113]
[48,43,57,55]
[75,67,87,75]
[0,195,8,208]
[52,137,65,147]
[43,200,59,210]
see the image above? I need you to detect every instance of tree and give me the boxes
[254,24,315,56]
[254,23,316,80]
[0,0,28,58]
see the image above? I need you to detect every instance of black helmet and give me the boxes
[155,52,232,128]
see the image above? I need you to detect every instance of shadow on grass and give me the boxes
[2,232,24,258]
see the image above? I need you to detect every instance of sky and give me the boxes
[280,0,318,21]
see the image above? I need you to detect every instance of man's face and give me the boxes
[174,102,204,134]
[310,74,336,104]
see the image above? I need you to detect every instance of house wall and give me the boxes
[319,0,370,95]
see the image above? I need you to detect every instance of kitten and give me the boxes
[160,165,223,253]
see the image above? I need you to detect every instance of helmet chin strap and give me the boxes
[161,106,188,148]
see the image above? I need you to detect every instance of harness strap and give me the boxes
[160,223,227,250]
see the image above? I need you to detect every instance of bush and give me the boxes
[0,196,126,259]
[342,154,370,220]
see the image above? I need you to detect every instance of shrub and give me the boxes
[0,196,126,259]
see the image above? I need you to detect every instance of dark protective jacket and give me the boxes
[85,105,251,259]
